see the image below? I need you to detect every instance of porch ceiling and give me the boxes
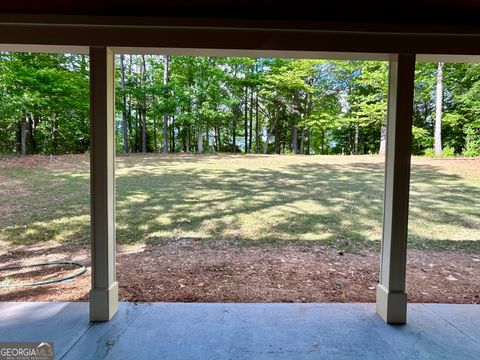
[2,0,480,30]
[0,5,480,57]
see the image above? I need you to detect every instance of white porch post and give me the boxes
[89,46,118,321]
[376,53,416,324]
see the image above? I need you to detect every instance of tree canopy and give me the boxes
[0,53,479,157]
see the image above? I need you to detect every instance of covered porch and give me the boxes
[1,7,480,345]
[1,302,479,359]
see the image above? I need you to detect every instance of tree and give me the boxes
[434,62,444,156]
[0,53,88,155]
[162,55,170,154]
[2,53,479,158]
[119,54,129,153]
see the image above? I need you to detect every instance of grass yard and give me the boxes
[0,154,479,303]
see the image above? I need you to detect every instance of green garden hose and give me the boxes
[0,261,86,288]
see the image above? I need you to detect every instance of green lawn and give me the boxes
[1,154,479,252]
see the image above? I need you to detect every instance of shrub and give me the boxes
[442,147,455,157]
[423,147,455,157]
[463,126,480,157]
[463,148,480,157]
[423,148,435,157]
[412,126,432,152]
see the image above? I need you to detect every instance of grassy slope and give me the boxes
[0,154,479,252]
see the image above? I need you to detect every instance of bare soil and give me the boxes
[1,241,479,304]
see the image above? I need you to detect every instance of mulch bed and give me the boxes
[1,241,478,304]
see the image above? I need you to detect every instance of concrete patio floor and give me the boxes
[0,302,478,359]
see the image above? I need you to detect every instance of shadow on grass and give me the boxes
[1,155,479,253]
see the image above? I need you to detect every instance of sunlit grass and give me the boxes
[1,154,479,252]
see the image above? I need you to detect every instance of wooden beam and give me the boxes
[0,22,480,55]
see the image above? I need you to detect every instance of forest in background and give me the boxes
[0,52,479,156]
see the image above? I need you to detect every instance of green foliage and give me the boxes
[423,148,436,157]
[424,146,455,157]
[463,124,480,156]
[0,54,479,157]
[0,52,88,154]
[412,126,432,151]
[442,146,455,157]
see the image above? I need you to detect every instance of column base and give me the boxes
[376,284,407,324]
[90,281,118,321]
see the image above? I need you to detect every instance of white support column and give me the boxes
[89,46,118,322]
[376,53,416,324]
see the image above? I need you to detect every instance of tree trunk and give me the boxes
[379,124,387,155]
[354,123,359,155]
[263,128,269,154]
[244,87,248,153]
[217,127,222,151]
[255,92,260,153]
[28,113,35,153]
[141,111,147,153]
[188,126,192,152]
[153,115,157,152]
[205,126,209,151]
[263,109,278,154]
[306,129,311,155]
[274,111,280,154]
[127,96,133,152]
[434,62,443,156]
[141,55,147,153]
[291,124,298,154]
[248,89,254,153]
[134,106,139,152]
[300,128,305,154]
[321,130,325,154]
[197,126,203,154]
[50,119,57,155]
[120,54,129,153]
[135,106,141,152]
[162,55,169,153]
[185,126,190,152]
[128,55,134,152]
[20,115,27,155]
[232,106,237,152]
[171,116,175,153]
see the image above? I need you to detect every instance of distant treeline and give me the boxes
[0,53,479,156]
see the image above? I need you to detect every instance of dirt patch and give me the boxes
[0,175,32,218]
[0,154,90,172]
[412,156,480,178]
[1,242,478,304]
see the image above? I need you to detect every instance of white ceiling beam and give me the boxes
[416,54,480,63]
[111,47,391,60]
[0,43,88,54]
[2,44,480,64]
